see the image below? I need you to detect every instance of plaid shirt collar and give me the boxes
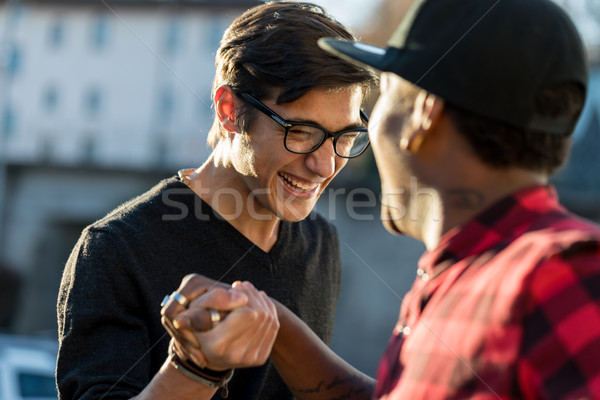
[418,185,561,278]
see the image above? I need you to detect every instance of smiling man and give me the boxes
[55,2,376,400]
[163,0,600,398]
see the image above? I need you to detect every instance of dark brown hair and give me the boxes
[207,1,377,147]
[446,82,585,174]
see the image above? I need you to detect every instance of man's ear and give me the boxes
[419,93,444,131]
[402,92,444,153]
[215,85,239,133]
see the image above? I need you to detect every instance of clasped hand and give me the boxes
[161,274,280,371]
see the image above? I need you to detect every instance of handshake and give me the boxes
[159,274,280,395]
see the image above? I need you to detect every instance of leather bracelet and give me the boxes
[168,342,234,398]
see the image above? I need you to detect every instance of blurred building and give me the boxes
[0,0,259,334]
[551,70,600,221]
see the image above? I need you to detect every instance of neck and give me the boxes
[184,155,281,252]
[421,168,546,250]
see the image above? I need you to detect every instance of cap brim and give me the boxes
[318,37,387,72]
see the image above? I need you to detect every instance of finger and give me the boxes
[195,296,278,368]
[172,337,208,368]
[176,308,229,332]
[174,287,248,331]
[238,290,279,363]
[180,274,232,300]
[188,287,248,311]
[262,290,278,320]
[161,275,230,322]
[253,305,280,362]
[233,292,278,363]
[229,284,273,319]
[162,315,194,346]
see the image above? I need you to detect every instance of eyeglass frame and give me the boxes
[238,92,370,159]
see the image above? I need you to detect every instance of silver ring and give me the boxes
[209,309,221,328]
[160,295,170,307]
[170,291,190,308]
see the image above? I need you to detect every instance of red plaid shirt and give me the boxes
[375,185,600,399]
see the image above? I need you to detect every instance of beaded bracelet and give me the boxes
[168,342,234,398]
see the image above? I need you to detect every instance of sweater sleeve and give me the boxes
[57,227,157,400]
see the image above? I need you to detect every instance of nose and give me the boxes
[305,138,337,178]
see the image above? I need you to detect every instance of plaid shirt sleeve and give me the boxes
[519,239,600,399]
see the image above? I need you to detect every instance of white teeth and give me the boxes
[280,173,318,192]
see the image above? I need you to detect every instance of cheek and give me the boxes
[370,98,405,147]
[375,112,406,144]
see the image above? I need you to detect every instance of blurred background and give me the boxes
[0,0,599,393]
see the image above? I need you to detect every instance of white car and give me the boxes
[0,334,58,400]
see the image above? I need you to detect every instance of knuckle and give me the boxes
[182,273,199,284]
[212,287,229,298]
[246,309,259,322]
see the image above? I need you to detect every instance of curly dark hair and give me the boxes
[207,1,378,147]
[446,82,585,174]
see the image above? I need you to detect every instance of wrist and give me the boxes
[168,342,234,398]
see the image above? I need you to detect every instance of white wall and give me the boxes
[2,3,235,169]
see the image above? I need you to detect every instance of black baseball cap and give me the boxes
[319,0,588,136]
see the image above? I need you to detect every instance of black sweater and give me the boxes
[57,177,341,399]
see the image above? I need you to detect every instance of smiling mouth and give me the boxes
[279,172,320,193]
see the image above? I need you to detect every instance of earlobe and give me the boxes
[401,130,426,153]
[215,85,239,133]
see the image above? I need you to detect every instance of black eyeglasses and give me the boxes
[239,92,370,159]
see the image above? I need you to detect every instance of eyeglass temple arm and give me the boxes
[239,92,287,126]
[360,109,369,123]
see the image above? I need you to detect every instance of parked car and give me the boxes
[0,334,58,400]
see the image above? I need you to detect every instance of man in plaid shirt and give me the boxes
[164,0,600,398]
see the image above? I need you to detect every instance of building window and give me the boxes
[84,87,103,118]
[40,135,54,163]
[154,135,168,166]
[42,85,59,113]
[3,44,21,78]
[91,15,109,50]
[2,106,16,137]
[48,19,65,49]
[81,135,96,164]
[158,87,174,122]
[164,17,182,54]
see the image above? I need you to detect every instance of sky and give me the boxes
[311,0,600,48]
[555,0,600,47]
[307,0,382,31]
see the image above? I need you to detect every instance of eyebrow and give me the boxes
[283,116,367,132]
